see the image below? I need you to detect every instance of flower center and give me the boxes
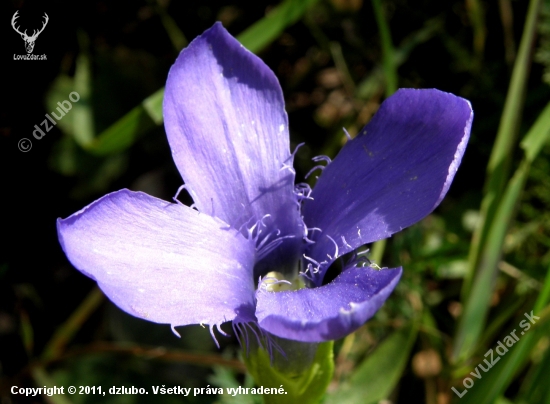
[261,271,305,292]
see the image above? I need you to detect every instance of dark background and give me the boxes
[1,0,548,403]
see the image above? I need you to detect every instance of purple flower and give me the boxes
[57,23,472,344]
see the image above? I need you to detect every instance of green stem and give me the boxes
[371,0,397,96]
[462,0,542,299]
[41,287,104,361]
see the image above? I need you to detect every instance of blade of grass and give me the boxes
[534,266,550,315]
[325,323,418,404]
[41,287,104,361]
[499,0,517,65]
[454,101,550,363]
[88,91,162,155]
[237,0,318,55]
[19,308,34,357]
[465,0,487,63]
[370,0,399,261]
[477,296,526,349]
[454,160,531,361]
[151,0,188,51]
[461,0,541,299]
[520,100,550,161]
[454,0,544,363]
[72,32,95,147]
[31,366,74,404]
[454,100,550,363]
[39,342,246,372]
[517,341,550,403]
[455,140,550,402]
[455,300,550,404]
[371,0,397,96]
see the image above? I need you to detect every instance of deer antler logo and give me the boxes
[11,11,49,54]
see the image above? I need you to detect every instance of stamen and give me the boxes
[312,155,332,164]
[258,274,292,293]
[255,232,273,251]
[232,320,284,361]
[343,127,352,141]
[303,254,321,268]
[302,254,328,274]
[294,183,314,201]
[339,247,384,271]
[280,142,305,174]
[171,324,181,338]
[305,154,332,179]
[257,235,295,261]
[326,235,339,260]
[238,216,255,233]
[287,142,305,163]
[341,236,352,249]
[245,214,272,242]
[302,225,321,244]
[259,214,272,227]
[247,221,260,240]
[172,184,188,205]
[216,323,230,337]
[209,324,220,349]
[305,165,326,179]
[280,163,295,174]
[303,236,315,245]
[299,266,316,282]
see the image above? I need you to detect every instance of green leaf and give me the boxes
[237,0,319,54]
[243,340,333,404]
[46,50,94,147]
[325,324,417,404]
[456,0,542,362]
[518,340,550,404]
[209,367,261,404]
[19,309,34,357]
[494,398,514,404]
[454,309,550,404]
[454,0,546,359]
[453,264,550,404]
[453,97,550,364]
[87,96,159,155]
[461,0,543,300]
[32,367,74,404]
[520,101,550,163]
[154,1,188,51]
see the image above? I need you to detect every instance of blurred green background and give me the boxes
[2,0,550,403]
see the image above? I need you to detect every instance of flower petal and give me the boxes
[255,267,402,342]
[163,23,301,244]
[303,89,472,283]
[57,189,256,328]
